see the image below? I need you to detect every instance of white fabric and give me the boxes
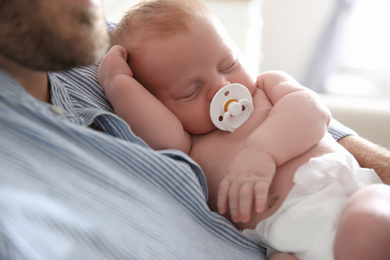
[243,152,382,260]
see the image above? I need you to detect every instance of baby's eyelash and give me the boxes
[182,85,201,99]
[220,59,237,72]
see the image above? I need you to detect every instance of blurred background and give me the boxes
[103,0,390,148]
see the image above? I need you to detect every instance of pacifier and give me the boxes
[210,83,254,132]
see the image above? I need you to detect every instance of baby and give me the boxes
[98,0,390,259]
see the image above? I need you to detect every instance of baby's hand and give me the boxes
[217,147,276,223]
[98,45,133,91]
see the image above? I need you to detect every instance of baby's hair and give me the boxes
[110,0,213,48]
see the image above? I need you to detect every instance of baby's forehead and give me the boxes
[114,0,220,49]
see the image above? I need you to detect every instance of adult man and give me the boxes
[0,0,389,259]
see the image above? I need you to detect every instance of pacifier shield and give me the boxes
[210,83,254,132]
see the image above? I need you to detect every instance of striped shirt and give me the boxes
[0,21,354,260]
[0,68,266,259]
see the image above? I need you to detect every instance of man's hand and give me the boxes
[217,147,276,223]
[339,135,390,184]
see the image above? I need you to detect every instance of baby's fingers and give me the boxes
[217,179,231,215]
[218,178,270,223]
[254,181,269,214]
[238,182,254,223]
[108,45,128,60]
[217,179,241,223]
[228,183,240,222]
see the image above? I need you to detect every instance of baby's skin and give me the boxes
[190,88,347,230]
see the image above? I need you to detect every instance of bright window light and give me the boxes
[326,0,390,98]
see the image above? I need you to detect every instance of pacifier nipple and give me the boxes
[228,101,242,116]
[210,83,254,132]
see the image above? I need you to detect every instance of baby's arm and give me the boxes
[98,45,191,153]
[252,71,331,165]
[218,71,331,222]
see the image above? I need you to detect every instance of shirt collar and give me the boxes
[0,69,85,125]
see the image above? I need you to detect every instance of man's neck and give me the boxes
[0,55,50,103]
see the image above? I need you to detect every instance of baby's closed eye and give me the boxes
[219,58,238,73]
[181,83,201,100]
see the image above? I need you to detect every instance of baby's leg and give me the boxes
[269,252,299,260]
[334,184,390,259]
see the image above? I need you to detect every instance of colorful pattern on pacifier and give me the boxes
[210,83,254,132]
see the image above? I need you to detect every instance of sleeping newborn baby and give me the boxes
[98,0,390,259]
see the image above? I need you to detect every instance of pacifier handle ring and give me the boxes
[221,99,254,132]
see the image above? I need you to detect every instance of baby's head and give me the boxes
[111,0,211,59]
[111,0,256,135]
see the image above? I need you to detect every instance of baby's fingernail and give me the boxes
[257,204,266,212]
[241,218,248,223]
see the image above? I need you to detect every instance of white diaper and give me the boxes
[242,152,382,260]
